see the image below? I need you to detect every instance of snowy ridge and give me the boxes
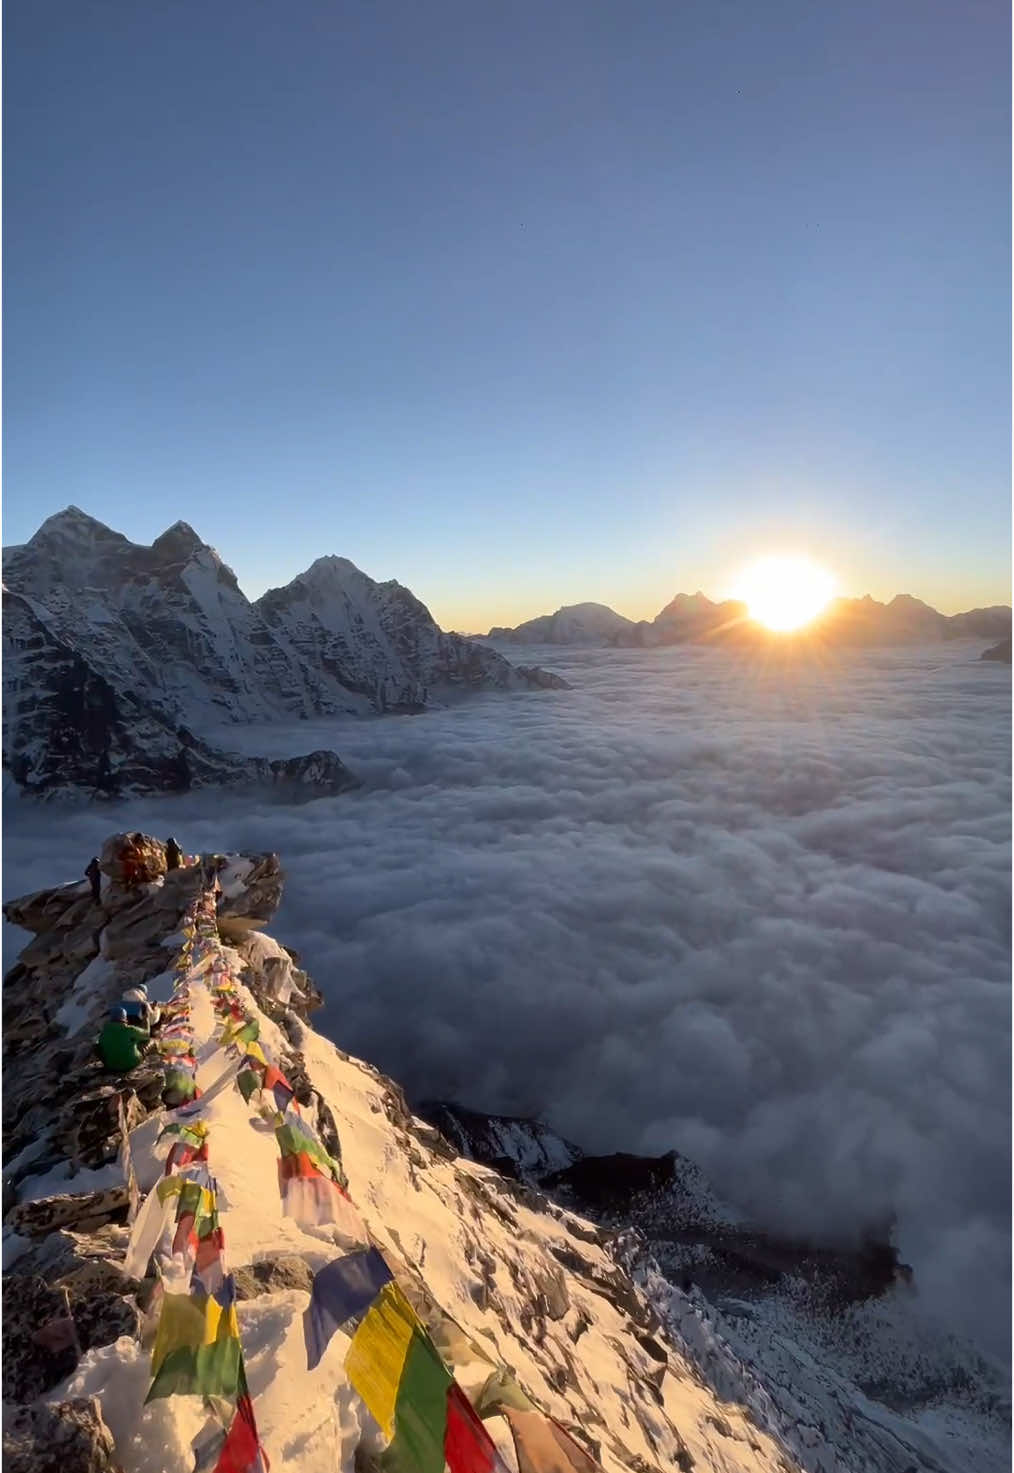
[2,850,800,1473]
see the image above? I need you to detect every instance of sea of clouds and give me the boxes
[4,641,1010,1358]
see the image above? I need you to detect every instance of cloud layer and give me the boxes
[5,642,1010,1356]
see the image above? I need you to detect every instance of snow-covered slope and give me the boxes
[256,557,553,710]
[1,583,358,801]
[2,844,801,1473]
[2,509,567,796]
[420,1104,1012,1473]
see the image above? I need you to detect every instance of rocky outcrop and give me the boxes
[981,635,1012,663]
[3,1397,123,1473]
[513,664,571,689]
[420,1102,912,1320]
[3,509,566,797]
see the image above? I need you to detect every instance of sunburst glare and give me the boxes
[736,556,836,632]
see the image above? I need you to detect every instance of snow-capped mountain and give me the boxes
[2,509,567,797]
[418,1103,1012,1473]
[486,603,637,645]
[2,582,358,800]
[3,840,804,1473]
[256,556,562,710]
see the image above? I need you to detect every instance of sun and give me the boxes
[735,556,835,632]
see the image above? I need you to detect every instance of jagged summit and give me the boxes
[150,519,209,562]
[26,505,128,545]
[2,510,568,797]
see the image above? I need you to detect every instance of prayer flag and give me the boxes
[345,1281,419,1437]
[502,1411,601,1473]
[443,1385,499,1473]
[377,1328,452,1473]
[215,1370,270,1473]
[303,1248,393,1370]
[146,1290,241,1402]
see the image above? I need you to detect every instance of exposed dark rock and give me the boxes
[2,1396,123,1473]
[425,1100,914,1322]
[216,853,284,932]
[514,665,571,690]
[233,1255,315,1300]
[6,1186,130,1238]
[981,635,1012,663]
[545,1151,680,1208]
[2,1276,81,1401]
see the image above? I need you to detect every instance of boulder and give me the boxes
[4,1225,131,1285]
[233,1254,315,1299]
[216,852,284,934]
[54,1085,146,1170]
[1,1275,80,1401]
[2,1397,122,1473]
[98,833,167,886]
[6,1185,130,1238]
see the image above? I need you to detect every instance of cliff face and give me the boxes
[3,510,568,797]
[1,839,799,1473]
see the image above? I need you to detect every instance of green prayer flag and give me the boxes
[380,1329,453,1473]
[145,1336,242,1402]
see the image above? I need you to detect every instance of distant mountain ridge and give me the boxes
[487,602,638,645]
[2,507,567,798]
[484,592,1012,648]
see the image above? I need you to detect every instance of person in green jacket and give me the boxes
[97,1009,151,1073]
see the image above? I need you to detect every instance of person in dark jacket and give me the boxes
[85,857,101,903]
[165,836,183,870]
[97,1009,151,1072]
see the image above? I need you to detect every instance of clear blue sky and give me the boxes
[4,0,1009,628]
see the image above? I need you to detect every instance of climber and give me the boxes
[85,856,101,904]
[97,1009,151,1073]
[121,982,160,1032]
[165,836,183,871]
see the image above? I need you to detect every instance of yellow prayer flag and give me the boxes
[345,1281,419,1437]
[150,1293,206,1375]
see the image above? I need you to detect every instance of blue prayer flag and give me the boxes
[303,1247,393,1370]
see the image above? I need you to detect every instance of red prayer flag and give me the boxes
[215,1384,269,1473]
[444,1384,498,1473]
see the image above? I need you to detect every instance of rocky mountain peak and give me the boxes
[149,520,208,564]
[26,506,128,550]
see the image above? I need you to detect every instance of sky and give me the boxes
[5,643,1010,1366]
[3,0,1010,628]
